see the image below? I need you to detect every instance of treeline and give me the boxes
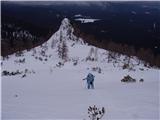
[1,11,62,56]
[73,23,160,68]
[1,22,54,56]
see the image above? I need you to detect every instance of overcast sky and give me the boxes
[3,0,160,1]
[2,0,160,7]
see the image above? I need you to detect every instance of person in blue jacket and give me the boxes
[83,73,95,89]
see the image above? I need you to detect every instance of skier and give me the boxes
[83,73,95,89]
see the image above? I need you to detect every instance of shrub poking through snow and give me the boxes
[139,68,144,71]
[22,74,26,78]
[88,105,105,120]
[72,58,79,66]
[2,69,35,77]
[86,47,98,62]
[122,63,130,69]
[2,70,22,76]
[73,60,78,66]
[121,75,136,82]
[139,78,144,82]
[39,57,43,61]
[56,62,64,67]
[15,51,24,57]
[92,67,102,73]
[14,58,25,64]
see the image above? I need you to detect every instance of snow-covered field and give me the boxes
[2,65,159,119]
[1,18,160,120]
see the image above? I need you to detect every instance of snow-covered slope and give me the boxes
[2,18,159,120]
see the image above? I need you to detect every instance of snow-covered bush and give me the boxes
[56,62,64,68]
[57,29,69,62]
[21,74,26,78]
[88,105,105,120]
[40,50,46,57]
[39,57,43,61]
[44,58,48,61]
[72,57,79,66]
[2,69,35,77]
[14,58,25,64]
[122,63,130,69]
[86,47,98,62]
[122,63,135,71]
[3,56,9,60]
[58,40,68,61]
[73,60,78,66]
[92,67,102,74]
[2,70,10,76]
[139,68,144,71]
[15,51,24,57]
[2,70,22,76]
[24,69,28,73]
[121,75,136,83]
[139,78,144,82]
[86,56,95,61]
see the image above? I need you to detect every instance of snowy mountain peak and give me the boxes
[48,18,84,50]
[60,18,71,29]
[59,18,73,40]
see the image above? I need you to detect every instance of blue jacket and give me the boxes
[87,73,95,83]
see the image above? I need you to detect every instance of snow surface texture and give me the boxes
[2,18,160,120]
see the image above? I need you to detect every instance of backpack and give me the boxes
[87,73,95,82]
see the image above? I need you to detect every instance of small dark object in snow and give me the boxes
[72,59,78,66]
[14,94,18,98]
[44,58,48,61]
[122,64,129,69]
[56,62,64,67]
[39,57,43,61]
[2,70,10,76]
[139,68,144,71]
[73,61,77,66]
[25,69,28,73]
[139,79,144,82]
[22,74,26,78]
[32,70,35,74]
[121,75,136,83]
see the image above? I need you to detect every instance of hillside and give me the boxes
[2,18,159,120]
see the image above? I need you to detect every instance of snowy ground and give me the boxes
[2,65,160,119]
[1,18,160,120]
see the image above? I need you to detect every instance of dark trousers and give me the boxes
[87,81,94,89]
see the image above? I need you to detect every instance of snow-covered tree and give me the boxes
[86,47,98,61]
[88,105,105,120]
[57,30,68,61]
